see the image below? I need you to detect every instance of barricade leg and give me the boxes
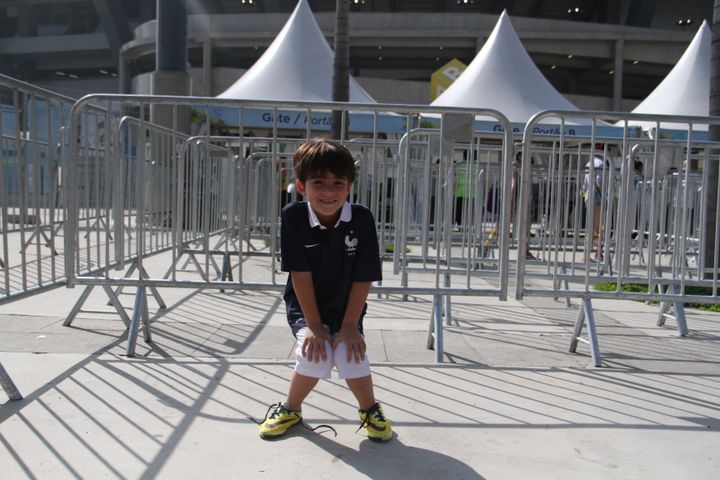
[656,284,688,337]
[426,294,436,349]
[184,253,208,281]
[376,279,386,299]
[444,273,453,326]
[138,265,166,310]
[142,290,152,343]
[115,261,166,309]
[65,284,132,328]
[426,299,435,350]
[402,268,409,301]
[219,252,234,293]
[162,254,183,279]
[221,253,234,282]
[21,227,58,256]
[108,262,139,305]
[569,298,602,367]
[102,285,133,328]
[656,287,671,325]
[126,286,150,357]
[208,255,222,279]
[672,304,688,337]
[427,294,444,362]
[553,266,572,308]
[0,361,22,401]
[64,285,96,326]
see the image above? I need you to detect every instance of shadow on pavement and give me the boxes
[304,431,486,479]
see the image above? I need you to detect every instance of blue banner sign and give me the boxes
[209,106,408,134]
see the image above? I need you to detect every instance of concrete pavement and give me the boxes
[1,260,719,479]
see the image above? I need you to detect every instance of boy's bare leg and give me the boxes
[346,374,376,410]
[286,371,319,411]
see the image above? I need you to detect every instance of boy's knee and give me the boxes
[334,343,371,379]
[294,329,333,378]
[295,350,333,378]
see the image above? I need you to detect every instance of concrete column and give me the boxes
[14,3,36,79]
[151,0,191,132]
[613,39,624,112]
[203,38,213,96]
[151,71,192,132]
[17,4,34,36]
[156,0,187,71]
[140,0,155,24]
[119,53,130,94]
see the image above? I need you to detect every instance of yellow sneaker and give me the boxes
[258,403,302,439]
[358,402,393,442]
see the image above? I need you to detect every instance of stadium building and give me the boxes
[0,0,713,110]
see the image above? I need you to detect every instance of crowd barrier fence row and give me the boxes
[63,94,513,359]
[0,74,73,307]
[1,77,719,376]
[517,110,720,365]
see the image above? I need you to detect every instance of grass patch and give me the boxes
[384,243,411,254]
[594,282,720,312]
[594,282,648,293]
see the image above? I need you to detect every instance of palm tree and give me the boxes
[331,0,349,140]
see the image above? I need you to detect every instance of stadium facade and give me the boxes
[0,0,713,110]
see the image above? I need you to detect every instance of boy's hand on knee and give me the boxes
[334,327,366,363]
[302,327,331,363]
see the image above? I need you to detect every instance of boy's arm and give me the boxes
[334,281,372,363]
[291,271,332,363]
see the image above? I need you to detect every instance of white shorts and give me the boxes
[294,327,371,379]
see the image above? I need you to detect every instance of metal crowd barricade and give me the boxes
[163,136,236,281]
[0,74,75,304]
[390,129,508,291]
[516,110,720,366]
[64,114,197,327]
[65,94,514,361]
[0,360,22,400]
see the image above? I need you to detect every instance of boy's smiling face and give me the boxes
[296,170,351,227]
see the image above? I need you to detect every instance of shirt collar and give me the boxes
[307,202,352,229]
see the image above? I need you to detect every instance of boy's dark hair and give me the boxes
[293,139,356,183]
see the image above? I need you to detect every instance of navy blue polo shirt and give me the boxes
[281,201,383,336]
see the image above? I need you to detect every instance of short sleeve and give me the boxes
[351,207,383,282]
[280,204,311,272]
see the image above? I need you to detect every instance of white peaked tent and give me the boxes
[431,10,580,124]
[626,21,710,132]
[217,0,374,103]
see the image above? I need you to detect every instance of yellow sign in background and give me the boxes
[430,58,467,101]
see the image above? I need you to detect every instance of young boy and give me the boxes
[258,139,392,442]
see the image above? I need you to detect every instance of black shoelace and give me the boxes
[250,402,337,437]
